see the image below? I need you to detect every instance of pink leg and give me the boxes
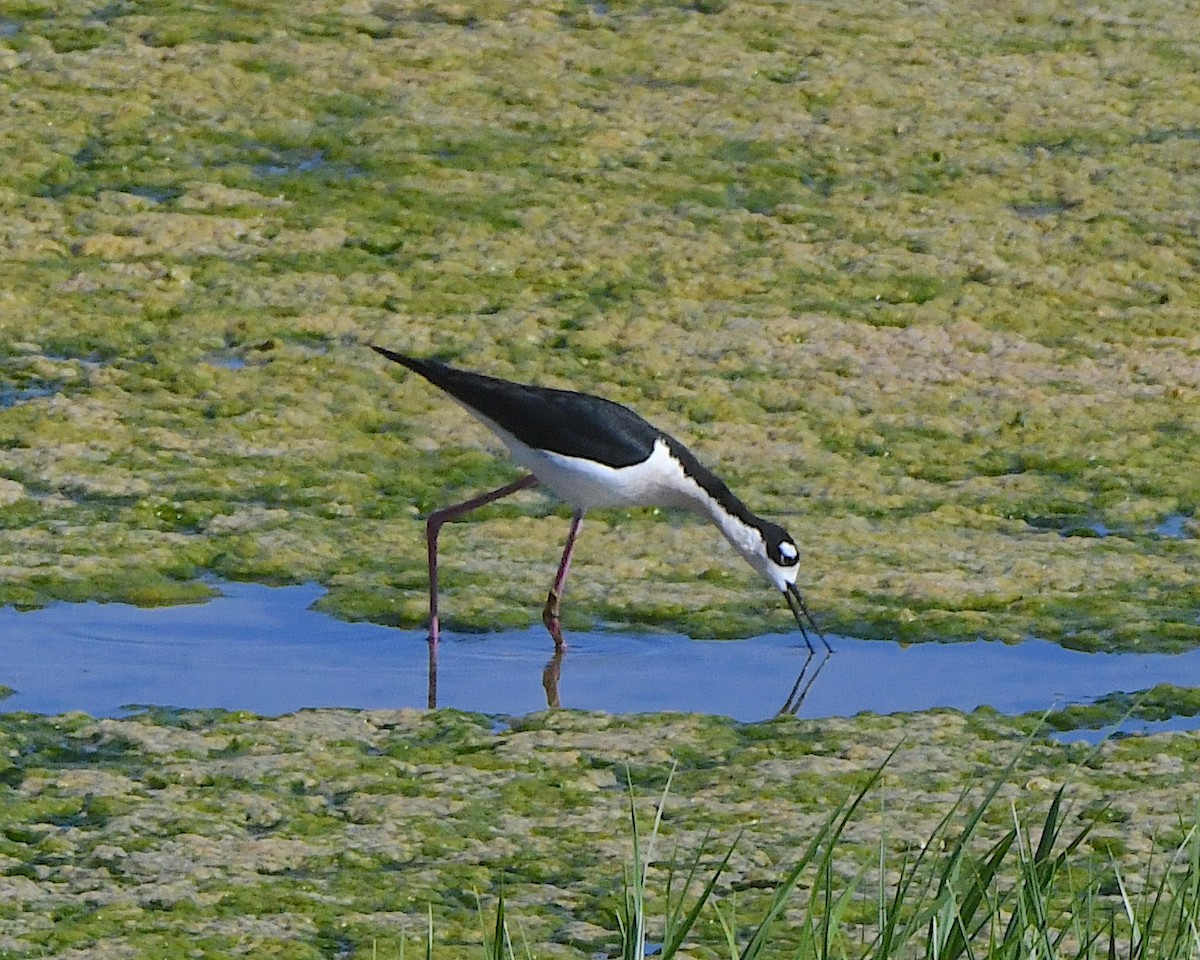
[426,474,539,645]
[542,509,585,651]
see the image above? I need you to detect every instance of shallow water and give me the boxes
[3,581,1199,733]
[0,382,58,408]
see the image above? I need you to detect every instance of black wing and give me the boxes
[371,345,660,468]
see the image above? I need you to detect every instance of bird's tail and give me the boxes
[369,344,422,373]
[370,344,503,409]
[369,344,455,385]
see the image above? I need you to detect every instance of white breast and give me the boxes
[493,428,701,511]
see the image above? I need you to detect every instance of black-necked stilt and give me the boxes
[371,345,828,654]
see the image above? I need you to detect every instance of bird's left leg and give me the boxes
[542,509,585,650]
[426,473,540,645]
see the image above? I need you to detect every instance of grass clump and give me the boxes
[462,748,1200,960]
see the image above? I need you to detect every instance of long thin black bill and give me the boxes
[785,582,832,654]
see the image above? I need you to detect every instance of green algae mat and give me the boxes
[5,10,1200,957]
[0,0,1198,649]
[1,707,1199,957]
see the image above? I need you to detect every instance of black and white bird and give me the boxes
[371,345,826,653]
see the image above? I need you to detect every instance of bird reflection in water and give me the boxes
[541,648,564,709]
[775,648,832,716]
[423,633,832,718]
[427,638,438,710]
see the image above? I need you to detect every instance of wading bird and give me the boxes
[371,345,827,654]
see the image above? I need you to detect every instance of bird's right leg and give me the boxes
[542,509,585,650]
[426,473,539,645]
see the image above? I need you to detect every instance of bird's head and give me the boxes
[751,519,826,652]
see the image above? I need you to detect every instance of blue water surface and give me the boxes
[2,581,1199,733]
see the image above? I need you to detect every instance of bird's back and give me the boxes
[372,345,765,526]
[371,346,659,468]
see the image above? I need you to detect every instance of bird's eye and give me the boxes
[777,541,799,566]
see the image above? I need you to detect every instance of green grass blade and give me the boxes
[939,828,1017,960]
[712,899,742,960]
[663,828,714,949]
[742,746,896,959]
[740,807,840,959]
[661,832,742,960]
[492,889,507,960]
[620,763,677,960]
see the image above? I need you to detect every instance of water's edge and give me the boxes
[3,581,1199,741]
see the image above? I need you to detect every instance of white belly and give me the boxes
[500,432,700,511]
[465,411,775,581]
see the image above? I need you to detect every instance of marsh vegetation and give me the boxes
[1,1,1198,955]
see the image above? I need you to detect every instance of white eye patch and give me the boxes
[779,541,798,562]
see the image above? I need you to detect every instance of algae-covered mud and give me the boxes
[0,0,1198,648]
[0,707,1197,957]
